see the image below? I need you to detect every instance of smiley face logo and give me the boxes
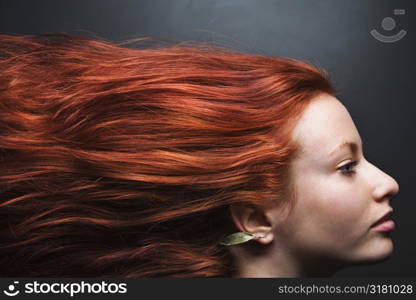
[371,9,407,43]
[3,281,20,297]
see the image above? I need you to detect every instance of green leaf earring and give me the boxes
[219,232,265,246]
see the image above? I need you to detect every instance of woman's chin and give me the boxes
[355,236,394,264]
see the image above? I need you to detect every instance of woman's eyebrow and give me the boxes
[329,140,361,156]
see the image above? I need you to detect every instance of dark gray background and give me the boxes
[0,0,414,278]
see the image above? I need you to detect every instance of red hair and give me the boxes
[0,33,334,277]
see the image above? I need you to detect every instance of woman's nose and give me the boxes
[370,162,400,203]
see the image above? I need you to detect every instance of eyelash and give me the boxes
[338,161,358,176]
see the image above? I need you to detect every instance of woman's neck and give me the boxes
[229,243,341,278]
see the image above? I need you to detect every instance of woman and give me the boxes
[0,33,399,277]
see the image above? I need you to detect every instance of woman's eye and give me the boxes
[338,161,358,175]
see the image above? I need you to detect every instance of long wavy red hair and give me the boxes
[0,33,334,277]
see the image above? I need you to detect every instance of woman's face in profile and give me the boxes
[271,93,399,269]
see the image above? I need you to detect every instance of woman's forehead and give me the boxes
[290,94,361,159]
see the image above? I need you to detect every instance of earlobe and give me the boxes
[255,231,274,244]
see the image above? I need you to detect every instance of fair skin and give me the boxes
[229,93,400,277]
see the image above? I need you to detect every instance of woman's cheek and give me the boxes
[313,192,363,234]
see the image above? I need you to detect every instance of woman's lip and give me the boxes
[371,220,395,232]
[371,209,393,227]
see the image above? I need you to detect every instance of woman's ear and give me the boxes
[229,204,274,244]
